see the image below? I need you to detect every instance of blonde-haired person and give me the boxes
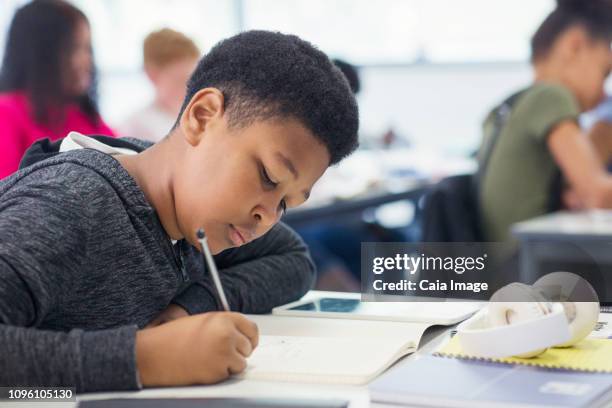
[119,28,200,142]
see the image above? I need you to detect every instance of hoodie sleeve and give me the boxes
[174,222,316,314]
[0,172,140,392]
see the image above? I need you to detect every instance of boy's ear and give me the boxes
[179,88,225,147]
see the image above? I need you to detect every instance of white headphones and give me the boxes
[457,272,600,358]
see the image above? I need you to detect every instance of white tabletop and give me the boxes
[512,210,612,239]
[8,291,453,408]
[11,310,610,408]
[71,329,451,408]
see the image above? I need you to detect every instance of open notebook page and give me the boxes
[237,315,431,384]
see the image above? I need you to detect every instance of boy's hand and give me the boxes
[136,312,259,386]
[145,303,189,328]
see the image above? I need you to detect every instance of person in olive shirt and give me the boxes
[478,0,612,242]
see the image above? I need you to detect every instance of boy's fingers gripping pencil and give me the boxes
[197,228,231,311]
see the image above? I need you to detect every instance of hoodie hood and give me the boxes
[19,133,152,169]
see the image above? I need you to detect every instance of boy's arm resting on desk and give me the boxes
[0,176,140,392]
[174,222,316,314]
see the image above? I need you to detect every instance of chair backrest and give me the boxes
[421,174,481,242]
[423,90,534,243]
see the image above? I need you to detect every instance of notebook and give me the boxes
[436,335,612,373]
[237,315,431,384]
[369,355,612,408]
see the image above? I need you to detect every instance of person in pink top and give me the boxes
[0,0,114,179]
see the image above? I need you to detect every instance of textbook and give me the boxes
[237,315,431,384]
[369,355,612,408]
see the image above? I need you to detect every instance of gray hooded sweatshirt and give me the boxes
[0,136,315,392]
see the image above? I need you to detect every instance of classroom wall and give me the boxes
[100,62,533,155]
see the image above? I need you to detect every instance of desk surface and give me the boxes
[44,291,451,408]
[70,329,451,408]
[513,210,612,241]
[16,293,609,408]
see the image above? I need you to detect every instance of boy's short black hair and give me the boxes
[178,30,359,165]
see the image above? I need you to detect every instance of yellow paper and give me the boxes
[435,336,612,373]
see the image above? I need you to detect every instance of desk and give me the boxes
[512,211,612,300]
[283,183,429,227]
[19,294,608,408]
[41,314,612,408]
[36,291,454,408]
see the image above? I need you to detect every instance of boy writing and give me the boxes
[0,30,358,391]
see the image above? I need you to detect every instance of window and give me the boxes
[242,0,554,64]
[70,0,237,71]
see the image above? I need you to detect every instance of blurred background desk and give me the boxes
[284,183,430,227]
[284,147,475,291]
[512,211,612,301]
[285,147,475,230]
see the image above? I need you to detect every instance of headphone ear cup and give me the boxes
[553,302,600,348]
[489,282,552,320]
[488,283,551,358]
[533,272,600,348]
[489,282,545,303]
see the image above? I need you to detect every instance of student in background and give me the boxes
[477,0,612,242]
[0,0,114,180]
[0,30,358,391]
[119,28,200,142]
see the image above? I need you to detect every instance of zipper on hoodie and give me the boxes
[176,241,190,283]
[168,239,189,283]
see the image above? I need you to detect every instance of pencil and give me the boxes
[196,228,230,311]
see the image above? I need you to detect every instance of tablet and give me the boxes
[272,297,480,325]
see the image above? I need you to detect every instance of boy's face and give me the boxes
[174,91,330,254]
